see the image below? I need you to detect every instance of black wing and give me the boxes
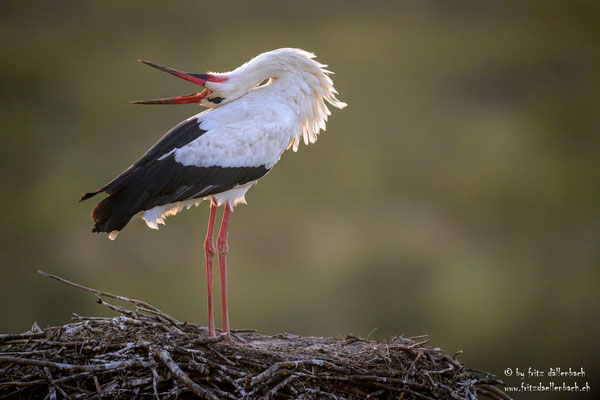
[81,116,208,200]
[81,117,269,234]
[135,116,208,167]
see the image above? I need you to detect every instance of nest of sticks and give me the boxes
[0,272,511,400]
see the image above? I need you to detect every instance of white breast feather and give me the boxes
[173,100,295,169]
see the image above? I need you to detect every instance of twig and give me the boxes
[42,367,57,400]
[184,352,245,377]
[0,371,98,389]
[251,359,351,386]
[148,352,160,400]
[0,356,150,372]
[92,375,101,395]
[95,296,139,319]
[267,373,297,399]
[208,345,235,366]
[135,306,183,328]
[348,375,428,389]
[148,345,218,400]
[0,332,45,344]
[38,270,181,325]
[425,365,454,375]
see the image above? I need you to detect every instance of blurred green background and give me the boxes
[1,2,598,398]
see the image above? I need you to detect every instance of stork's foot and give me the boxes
[225,337,253,347]
[214,331,253,346]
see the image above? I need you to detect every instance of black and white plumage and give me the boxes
[82,116,270,238]
[81,48,346,336]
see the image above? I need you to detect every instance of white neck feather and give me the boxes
[230,48,347,151]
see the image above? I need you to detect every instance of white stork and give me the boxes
[81,48,346,337]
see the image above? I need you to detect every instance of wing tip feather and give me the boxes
[80,190,102,202]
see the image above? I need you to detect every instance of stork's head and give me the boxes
[131,53,296,108]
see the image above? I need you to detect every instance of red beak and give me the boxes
[130,89,211,105]
[130,60,226,105]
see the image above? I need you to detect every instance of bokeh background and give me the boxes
[1,2,598,398]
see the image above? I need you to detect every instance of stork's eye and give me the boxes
[208,97,224,104]
[256,79,270,88]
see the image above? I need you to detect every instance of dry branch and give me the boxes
[0,271,511,399]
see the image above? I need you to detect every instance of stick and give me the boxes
[135,306,182,328]
[267,373,297,399]
[0,356,150,372]
[38,270,181,326]
[251,359,351,386]
[0,332,45,344]
[148,345,218,400]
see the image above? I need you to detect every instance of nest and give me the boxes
[0,272,511,400]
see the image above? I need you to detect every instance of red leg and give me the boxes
[204,201,218,337]
[217,204,233,335]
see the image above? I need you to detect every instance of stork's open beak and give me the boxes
[130,89,211,105]
[131,60,224,105]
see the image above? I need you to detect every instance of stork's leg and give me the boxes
[217,204,233,335]
[204,201,218,337]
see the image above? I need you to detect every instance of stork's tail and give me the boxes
[81,185,146,240]
[80,166,146,239]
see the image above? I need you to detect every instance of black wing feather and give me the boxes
[81,117,269,235]
[80,116,207,200]
[134,116,207,167]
